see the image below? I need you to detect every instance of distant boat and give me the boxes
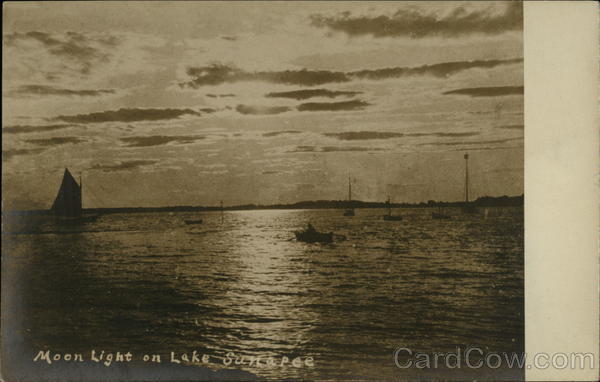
[184,219,203,225]
[382,196,402,221]
[343,175,355,216]
[432,206,451,220]
[51,168,100,224]
[461,153,477,214]
[294,223,333,243]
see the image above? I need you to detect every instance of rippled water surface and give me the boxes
[3,207,523,380]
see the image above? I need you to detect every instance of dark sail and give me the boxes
[51,168,82,217]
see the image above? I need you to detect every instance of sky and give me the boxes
[2,1,523,209]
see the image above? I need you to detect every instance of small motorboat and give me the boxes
[294,223,333,243]
[184,219,203,225]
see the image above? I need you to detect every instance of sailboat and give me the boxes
[432,205,451,220]
[461,153,477,214]
[382,196,402,221]
[51,168,99,224]
[343,175,355,216]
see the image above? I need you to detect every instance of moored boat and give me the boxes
[432,206,451,220]
[461,153,478,214]
[382,196,402,221]
[342,175,355,216]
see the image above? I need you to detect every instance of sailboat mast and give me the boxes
[348,176,352,201]
[220,200,224,223]
[80,172,83,210]
[386,195,391,216]
[464,153,469,203]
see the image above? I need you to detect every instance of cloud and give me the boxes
[262,130,302,137]
[54,108,201,124]
[2,124,76,134]
[11,84,116,97]
[394,131,479,139]
[324,131,404,140]
[180,58,521,88]
[443,86,523,97]
[235,104,291,115]
[25,136,86,146]
[310,2,522,38]
[91,160,158,172]
[2,148,45,161]
[120,135,205,147]
[349,58,522,80]
[266,88,362,100]
[496,124,524,130]
[182,63,349,88]
[297,99,369,112]
[422,132,480,138]
[289,145,384,153]
[421,136,523,147]
[206,93,236,98]
[5,31,119,76]
[322,146,385,152]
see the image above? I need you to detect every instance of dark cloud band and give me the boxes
[181,58,522,88]
[12,85,116,97]
[3,124,76,134]
[25,136,86,146]
[120,135,205,147]
[443,86,523,97]
[266,88,362,100]
[310,2,522,38]
[297,100,369,112]
[54,108,201,124]
[235,105,292,115]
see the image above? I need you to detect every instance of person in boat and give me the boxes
[306,222,317,233]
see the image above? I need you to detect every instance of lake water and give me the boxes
[2,207,523,380]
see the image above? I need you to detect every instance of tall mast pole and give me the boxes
[220,200,224,224]
[464,153,469,203]
[80,172,83,210]
[348,175,352,201]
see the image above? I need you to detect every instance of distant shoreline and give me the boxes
[3,195,523,216]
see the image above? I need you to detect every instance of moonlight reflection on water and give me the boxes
[3,207,523,380]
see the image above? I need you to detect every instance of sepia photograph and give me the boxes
[2,1,527,380]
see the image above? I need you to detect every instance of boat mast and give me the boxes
[386,195,391,216]
[348,175,352,201]
[80,172,83,211]
[464,153,469,203]
[220,200,224,224]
